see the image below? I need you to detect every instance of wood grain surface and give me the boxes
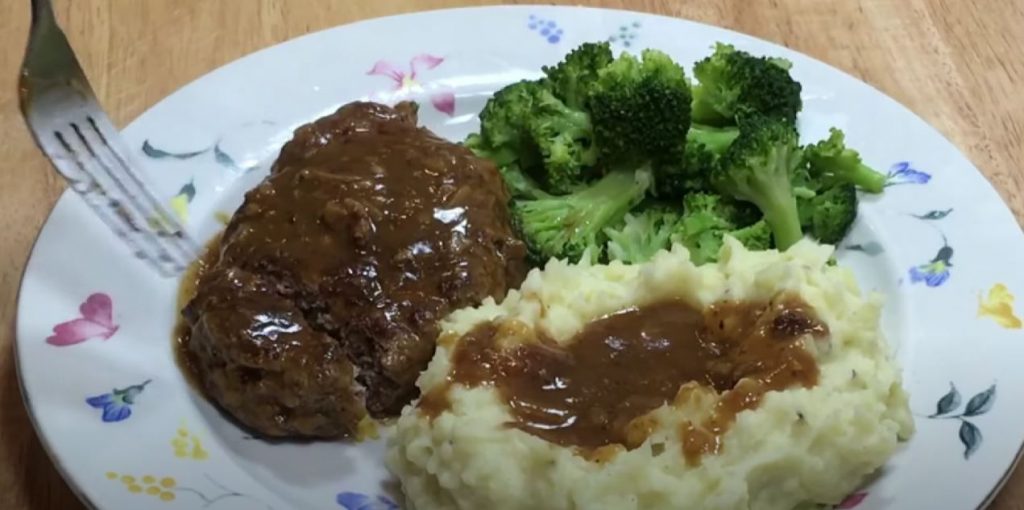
[1,1,1022,508]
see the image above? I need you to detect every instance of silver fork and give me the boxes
[18,0,199,277]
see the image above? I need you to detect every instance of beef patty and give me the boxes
[181,101,528,438]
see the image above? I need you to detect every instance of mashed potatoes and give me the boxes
[387,239,914,510]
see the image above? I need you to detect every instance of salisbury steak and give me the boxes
[182,101,528,438]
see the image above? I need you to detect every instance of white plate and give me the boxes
[16,6,1024,510]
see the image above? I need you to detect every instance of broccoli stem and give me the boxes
[575,168,651,230]
[690,97,730,127]
[847,163,887,193]
[759,192,803,250]
[806,152,886,194]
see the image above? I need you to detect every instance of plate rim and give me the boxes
[15,4,1024,509]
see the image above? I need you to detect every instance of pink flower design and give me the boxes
[836,491,868,509]
[46,293,119,346]
[367,54,456,116]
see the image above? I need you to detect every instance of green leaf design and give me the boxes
[178,180,197,202]
[913,208,953,220]
[114,379,151,405]
[213,143,258,173]
[846,241,884,256]
[142,140,208,160]
[964,385,996,417]
[213,143,237,168]
[959,420,982,459]
[932,382,961,417]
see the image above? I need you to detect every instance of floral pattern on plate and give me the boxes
[46,293,119,347]
[86,379,151,422]
[926,383,997,459]
[978,284,1023,329]
[106,472,274,508]
[527,14,564,44]
[885,161,931,186]
[336,492,399,510]
[171,423,209,460]
[909,243,954,287]
[608,21,641,47]
[142,139,255,173]
[367,55,456,116]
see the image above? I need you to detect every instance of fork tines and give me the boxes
[20,0,200,277]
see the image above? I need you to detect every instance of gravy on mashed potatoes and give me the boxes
[387,238,914,510]
[418,295,826,464]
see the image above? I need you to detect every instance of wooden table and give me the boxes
[1,1,1022,508]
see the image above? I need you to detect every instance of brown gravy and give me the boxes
[418,295,826,463]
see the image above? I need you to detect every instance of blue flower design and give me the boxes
[527,15,563,44]
[85,379,151,422]
[336,492,398,510]
[908,245,953,287]
[886,161,931,186]
[609,21,641,47]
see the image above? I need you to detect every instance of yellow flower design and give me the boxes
[171,423,209,460]
[105,471,176,501]
[146,180,195,232]
[978,283,1022,329]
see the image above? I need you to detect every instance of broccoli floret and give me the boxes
[691,43,802,126]
[589,49,693,168]
[542,42,615,109]
[527,89,598,193]
[499,163,549,200]
[604,207,680,264]
[653,142,714,198]
[804,128,886,193]
[670,192,769,264]
[711,116,805,250]
[471,80,598,195]
[468,80,546,168]
[683,191,762,227]
[798,182,858,244]
[513,167,652,264]
[688,123,740,155]
[653,124,740,198]
[671,204,734,265]
[729,219,773,250]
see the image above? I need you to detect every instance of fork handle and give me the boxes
[29,0,55,28]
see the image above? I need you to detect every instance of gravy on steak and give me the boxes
[181,101,528,438]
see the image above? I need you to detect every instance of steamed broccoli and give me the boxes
[589,49,693,168]
[672,205,733,265]
[688,124,740,155]
[653,124,741,198]
[468,79,598,195]
[682,192,761,227]
[711,115,805,250]
[604,207,680,264]
[542,42,615,109]
[670,192,770,265]
[804,128,887,193]
[527,89,598,193]
[466,80,545,168]
[499,164,549,200]
[691,43,802,126]
[729,219,773,250]
[513,167,652,264]
[470,41,877,268]
[798,182,858,245]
